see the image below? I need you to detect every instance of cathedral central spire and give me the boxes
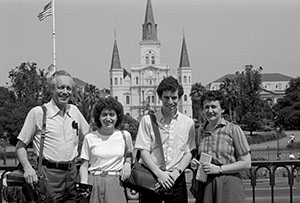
[142,0,157,41]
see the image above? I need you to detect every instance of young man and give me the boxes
[134,76,195,203]
[16,70,90,202]
[190,90,251,203]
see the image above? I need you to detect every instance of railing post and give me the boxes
[289,164,294,203]
[250,168,256,203]
[270,165,275,203]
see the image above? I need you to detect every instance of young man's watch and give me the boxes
[175,168,182,175]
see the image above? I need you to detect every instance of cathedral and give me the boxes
[109,0,192,119]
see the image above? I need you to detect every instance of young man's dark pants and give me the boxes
[140,173,188,203]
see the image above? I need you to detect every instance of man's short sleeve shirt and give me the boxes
[17,99,90,162]
[134,110,195,170]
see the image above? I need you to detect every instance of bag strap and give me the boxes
[149,114,166,171]
[121,130,133,162]
[37,105,47,174]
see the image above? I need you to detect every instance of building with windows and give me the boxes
[109,0,192,119]
[208,71,293,105]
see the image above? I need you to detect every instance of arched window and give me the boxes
[183,76,187,83]
[189,76,191,83]
[110,78,112,85]
[114,77,118,85]
[136,77,139,85]
[179,76,181,83]
[126,96,130,104]
[184,95,187,101]
[115,96,118,100]
[120,78,122,85]
[151,55,155,64]
[152,96,155,103]
[146,55,149,64]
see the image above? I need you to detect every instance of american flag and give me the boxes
[37,1,52,21]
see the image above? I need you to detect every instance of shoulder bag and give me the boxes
[122,114,171,195]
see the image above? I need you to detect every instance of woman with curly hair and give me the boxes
[79,97,133,203]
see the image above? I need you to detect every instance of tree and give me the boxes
[9,62,49,105]
[274,77,300,130]
[235,65,263,135]
[121,114,139,141]
[190,82,207,125]
[0,87,16,136]
[71,84,109,124]
[219,77,240,122]
[3,62,49,145]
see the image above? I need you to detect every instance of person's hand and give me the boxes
[23,166,38,188]
[155,170,174,191]
[120,162,131,181]
[190,158,200,171]
[202,163,219,174]
[168,169,181,182]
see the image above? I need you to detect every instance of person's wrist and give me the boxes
[124,161,131,165]
[175,168,182,175]
[218,165,223,174]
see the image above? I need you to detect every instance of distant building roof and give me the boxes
[73,77,87,88]
[212,73,293,83]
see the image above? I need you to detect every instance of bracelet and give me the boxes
[219,166,223,174]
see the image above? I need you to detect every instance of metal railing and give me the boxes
[250,160,300,203]
[1,160,300,203]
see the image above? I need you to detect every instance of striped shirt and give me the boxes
[197,118,250,165]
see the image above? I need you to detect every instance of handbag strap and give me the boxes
[149,114,166,171]
[121,130,133,161]
[37,105,47,174]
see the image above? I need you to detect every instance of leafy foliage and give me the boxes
[1,62,139,144]
[1,63,49,145]
[246,131,286,145]
[274,77,300,130]
[191,65,276,135]
[120,114,140,141]
[189,82,207,123]
[71,84,107,123]
[219,77,240,122]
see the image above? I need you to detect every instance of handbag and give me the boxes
[189,127,203,200]
[123,114,172,195]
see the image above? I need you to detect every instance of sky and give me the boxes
[1,0,300,89]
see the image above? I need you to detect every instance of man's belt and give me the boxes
[91,171,120,176]
[42,159,75,171]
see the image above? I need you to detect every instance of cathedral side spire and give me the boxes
[110,31,122,70]
[142,0,157,40]
[179,34,190,68]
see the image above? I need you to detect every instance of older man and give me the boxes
[16,70,90,202]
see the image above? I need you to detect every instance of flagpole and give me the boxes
[52,0,56,72]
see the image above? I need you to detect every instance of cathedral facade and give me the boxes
[110,0,192,119]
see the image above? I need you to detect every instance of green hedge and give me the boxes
[246,131,286,145]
